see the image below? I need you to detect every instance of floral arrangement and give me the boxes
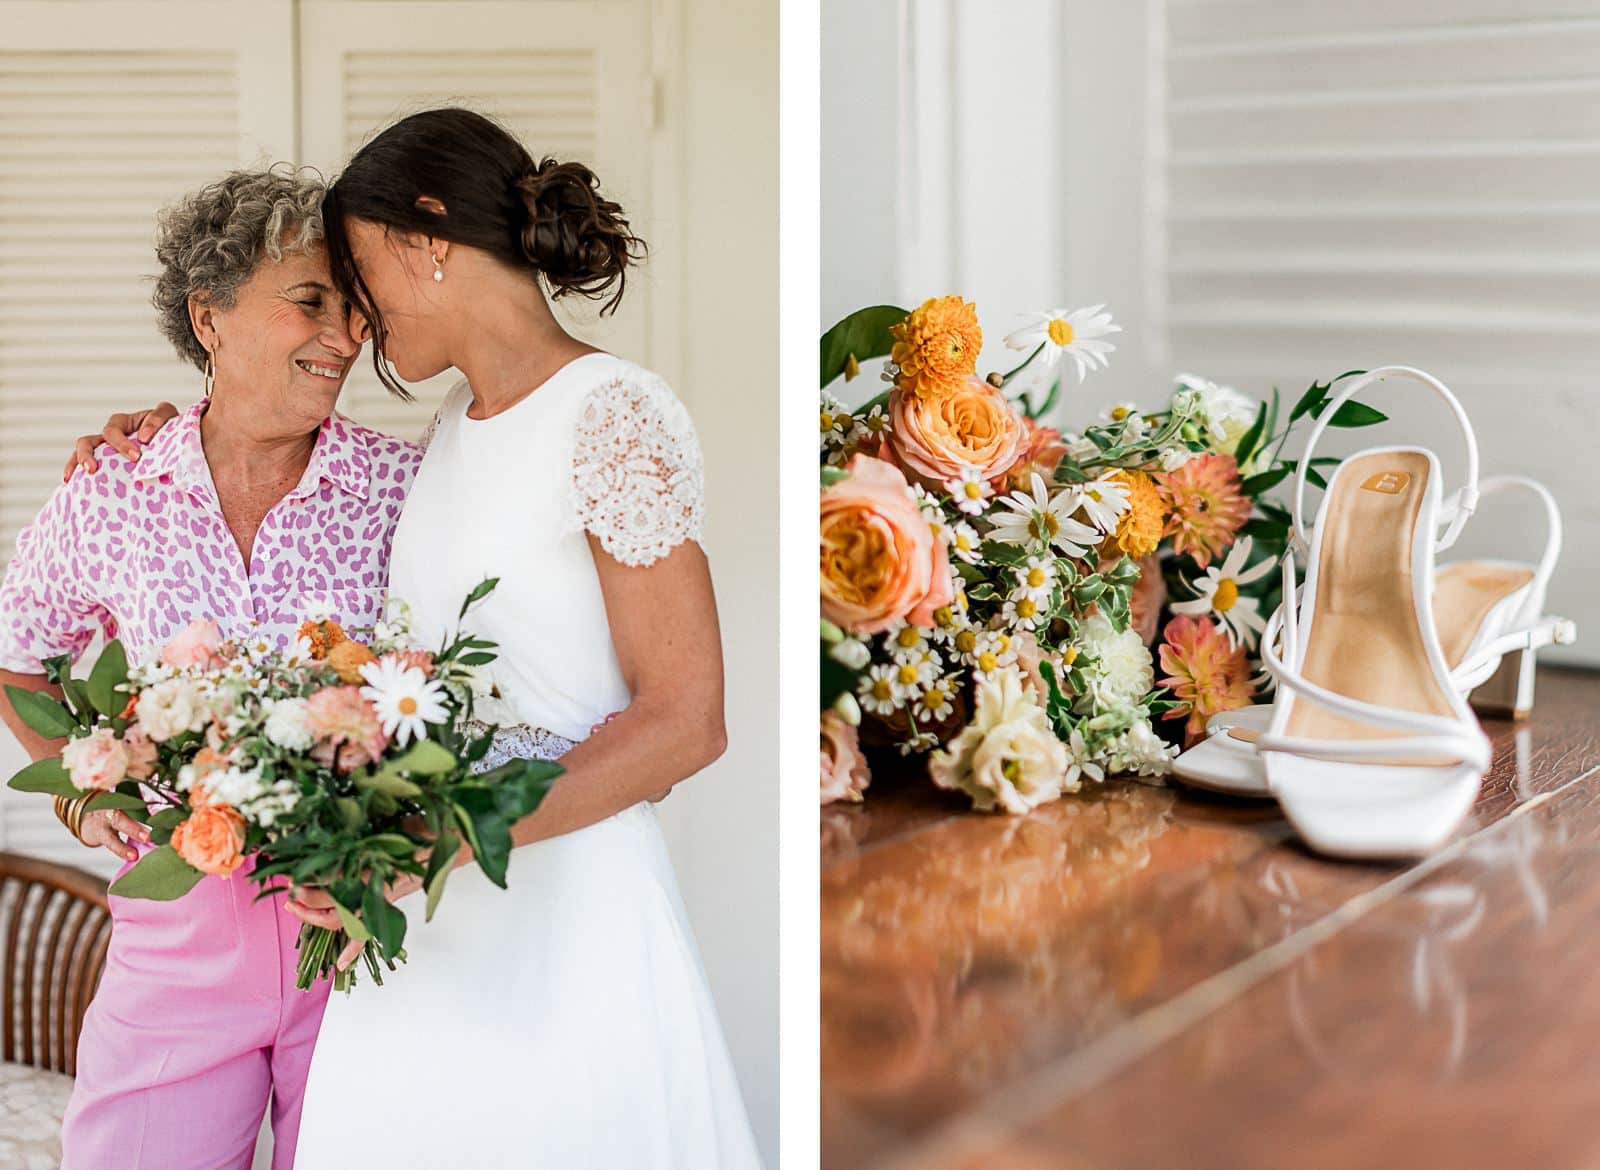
[7,580,558,991]
[819,295,1385,813]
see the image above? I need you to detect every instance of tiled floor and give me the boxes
[821,667,1600,1170]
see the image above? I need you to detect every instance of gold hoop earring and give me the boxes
[432,254,444,283]
[203,351,214,397]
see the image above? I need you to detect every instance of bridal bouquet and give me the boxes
[819,295,1385,813]
[7,580,559,991]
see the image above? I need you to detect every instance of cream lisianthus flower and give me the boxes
[1169,535,1274,648]
[930,667,1069,813]
[1177,374,1257,455]
[1076,612,1155,709]
[136,677,210,742]
[1004,305,1121,383]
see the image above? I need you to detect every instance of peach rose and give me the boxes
[123,727,159,781]
[821,455,953,635]
[821,710,871,805]
[305,686,388,771]
[61,727,129,792]
[171,794,246,877]
[1011,630,1053,708]
[887,379,1027,489]
[326,639,377,685]
[160,619,223,669]
[1005,416,1069,490]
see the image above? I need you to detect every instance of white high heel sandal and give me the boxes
[1175,474,1576,797]
[1248,367,1492,857]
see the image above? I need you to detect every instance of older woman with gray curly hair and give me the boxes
[0,166,420,1170]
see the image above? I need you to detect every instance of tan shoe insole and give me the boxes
[1283,451,1460,765]
[1224,559,1533,749]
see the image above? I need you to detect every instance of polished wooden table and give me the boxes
[821,667,1600,1170]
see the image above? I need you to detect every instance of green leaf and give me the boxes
[355,769,423,800]
[1288,381,1327,424]
[1233,401,1269,468]
[1323,400,1388,428]
[59,679,93,722]
[819,305,907,388]
[84,791,148,814]
[820,467,849,489]
[1026,378,1062,420]
[107,845,206,901]
[333,899,373,944]
[362,878,407,958]
[1239,467,1291,496]
[146,805,187,846]
[7,757,81,797]
[457,577,500,621]
[86,640,129,717]
[40,656,72,687]
[4,686,77,739]
[387,739,456,776]
[423,831,461,922]
[457,652,496,666]
[453,789,513,889]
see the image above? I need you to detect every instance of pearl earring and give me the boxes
[432,254,444,283]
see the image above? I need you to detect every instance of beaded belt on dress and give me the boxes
[461,720,576,773]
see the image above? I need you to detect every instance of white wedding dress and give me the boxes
[293,353,762,1169]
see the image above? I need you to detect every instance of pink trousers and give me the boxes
[60,849,330,1170]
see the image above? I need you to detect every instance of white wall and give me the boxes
[822,0,1598,666]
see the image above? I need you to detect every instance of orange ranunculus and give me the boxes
[887,378,1027,489]
[889,296,982,399]
[821,454,952,635]
[326,639,377,685]
[297,619,347,660]
[171,796,246,877]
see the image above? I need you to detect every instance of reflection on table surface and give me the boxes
[822,668,1600,1170]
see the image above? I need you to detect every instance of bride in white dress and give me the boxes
[280,110,763,1167]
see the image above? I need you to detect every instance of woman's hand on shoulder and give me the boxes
[62,402,181,482]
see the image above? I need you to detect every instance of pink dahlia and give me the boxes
[305,685,388,771]
[1157,614,1255,746]
[1155,453,1250,568]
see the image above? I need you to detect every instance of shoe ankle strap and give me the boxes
[1293,366,1480,555]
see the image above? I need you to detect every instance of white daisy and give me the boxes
[359,657,449,747]
[968,630,1020,679]
[1004,304,1121,383]
[857,403,890,441]
[889,650,940,696]
[988,473,1099,557]
[1169,536,1274,649]
[857,664,903,716]
[884,620,930,658]
[1080,472,1133,534]
[1015,556,1056,602]
[945,466,992,516]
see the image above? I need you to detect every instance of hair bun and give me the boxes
[513,157,645,315]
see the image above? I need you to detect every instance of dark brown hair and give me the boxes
[322,107,646,397]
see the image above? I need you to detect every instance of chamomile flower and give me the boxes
[914,677,959,722]
[889,650,940,696]
[883,620,930,658]
[927,601,971,646]
[857,403,890,441]
[948,520,983,565]
[1015,556,1056,602]
[358,657,448,747]
[1169,535,1273,649]
[1002,590,1047,630]
[967,630,1019,679]
[945,466,993,516]
[1003,304,1121,383]
[1063,728,1105,789]
[988,473,1099,557]
[897,730,941,756]
[1080,472,1133,533]
[857,664,904,716]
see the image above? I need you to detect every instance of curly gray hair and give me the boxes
[152,165,327,371]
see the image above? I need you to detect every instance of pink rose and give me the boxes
[161,619,223,669]
[820,711,871,804]
[886,379,1027,489]
[305,686,388,771]
[820,455,953,635]
[62,727,129,792]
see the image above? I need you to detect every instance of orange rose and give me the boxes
[887,379,1026,489]
[821,455,953,635]
[171,797,246,878]
[326,639,377,685]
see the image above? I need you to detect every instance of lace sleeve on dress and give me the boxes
[570,372,706,568]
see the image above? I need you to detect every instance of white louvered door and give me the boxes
[298,0,658,440]
[0,0,296,866]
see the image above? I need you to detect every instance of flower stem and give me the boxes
[998,343,1045,387]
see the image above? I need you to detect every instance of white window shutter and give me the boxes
[0,0,295,868]
[297,0,659,440]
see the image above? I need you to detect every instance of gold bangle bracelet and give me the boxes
[53,794,71,831]
[68,794,92,843]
